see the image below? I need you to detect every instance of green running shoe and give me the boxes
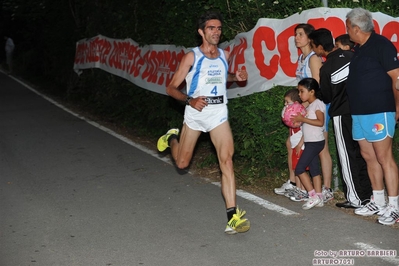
[157,128,179,152]
[224,206,250,234]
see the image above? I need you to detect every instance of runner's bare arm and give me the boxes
[224,50,248,82]
[166,51,207,111]
[309,54,322,83]
[166,51,194,101]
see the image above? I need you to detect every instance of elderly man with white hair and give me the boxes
[345,7,399,226]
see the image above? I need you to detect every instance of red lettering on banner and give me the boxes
[253,26,279,80]
[74,36,112,65]
[382,21,399,53]
[141,49,185,86]
[308,17,346,37]
[88,38,101,63]
[373,20,381,34]
[228,38,247,73]
[277,24,297,77]
[109,41,134,70]
[157,50,183,86]
[155,51,165,85]
[107,40,144,77]
[128,45,144,77]
[226,38,248,88]
[97,38,112,64]
[109,40,129,69]
[74,42,87,64]
[74,10,399,98]
[142,51,157,84]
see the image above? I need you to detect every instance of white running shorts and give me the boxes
[184,104,228,132]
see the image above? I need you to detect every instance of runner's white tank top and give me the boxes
[185,47,228,105]
[296,51,315,81]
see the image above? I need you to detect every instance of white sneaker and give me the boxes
[322,186,334,203]
[302,196,321,210]
[274,180,293,195]
[378,205,399,226]
[290,189,309,202]
[316,197,324,207]
[376,205,390,217]
[284,186,297,198]
[354,197,386,216]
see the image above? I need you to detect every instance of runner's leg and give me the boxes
[209,121,236,208]
[171,123,201,169]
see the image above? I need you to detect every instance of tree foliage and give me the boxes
[1,0,398,181]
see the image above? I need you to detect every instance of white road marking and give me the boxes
[354,242,399,265]
[7,72,299,216]
[213,182,299,216]
[8,73,172,166]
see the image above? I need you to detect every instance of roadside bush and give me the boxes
[4,0,399,186]
[229,87,288,178]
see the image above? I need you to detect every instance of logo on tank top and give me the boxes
[205,77,223,84]
[207,69,222,76]
[372,123,384,135]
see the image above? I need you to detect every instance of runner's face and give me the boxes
[295,28,310,48]
[200,19,222,45]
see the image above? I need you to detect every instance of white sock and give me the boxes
[373,190,386,206]
[388,196,399,209]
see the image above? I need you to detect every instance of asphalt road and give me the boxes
[0,71,398,266]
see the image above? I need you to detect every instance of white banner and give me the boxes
[73,7,399,99]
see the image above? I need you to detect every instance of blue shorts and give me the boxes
[352,112,395,142]
[325,103,330,132]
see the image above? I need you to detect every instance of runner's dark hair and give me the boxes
[197,11,223,31]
